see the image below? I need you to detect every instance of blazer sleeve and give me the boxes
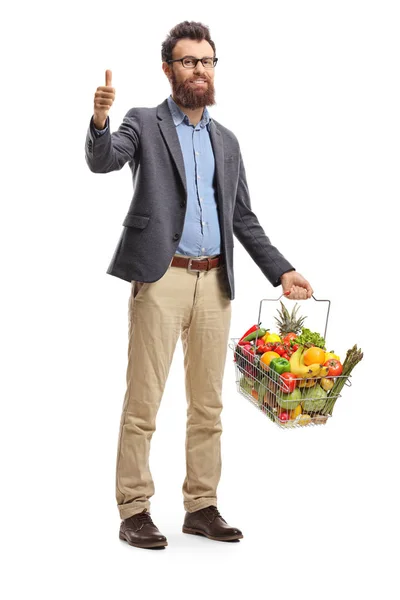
[85,109,141,173]
[233,151,296,287]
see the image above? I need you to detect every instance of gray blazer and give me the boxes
[84,98,295,300]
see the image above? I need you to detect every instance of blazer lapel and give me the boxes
[209,119,225,215]
[157,99,187,197]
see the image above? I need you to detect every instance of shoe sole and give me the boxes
[119,531,168,548]
[182,526,243,541]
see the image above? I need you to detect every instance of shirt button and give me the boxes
[197,176,201,179]
[202,248,205,252]
[196,152,200,155]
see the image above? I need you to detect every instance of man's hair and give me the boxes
[161,20,216,63]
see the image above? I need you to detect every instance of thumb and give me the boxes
[105,69,112,87]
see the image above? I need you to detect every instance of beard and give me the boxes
[169,70,216,109]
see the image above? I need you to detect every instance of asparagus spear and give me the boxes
[322,344,364,415]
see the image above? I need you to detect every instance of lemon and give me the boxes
[324,352,340,362]
[264,333,281,344]
[297,414,312,426]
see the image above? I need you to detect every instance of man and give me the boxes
[85,20,313,550]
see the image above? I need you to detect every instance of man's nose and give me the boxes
[193,61,206,74]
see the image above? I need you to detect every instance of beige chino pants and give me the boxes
[115,255,232,520]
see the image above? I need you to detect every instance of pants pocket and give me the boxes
[131,280,147,299]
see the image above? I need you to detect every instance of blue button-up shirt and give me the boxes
[93,95,221,258]
[166,95,220,258]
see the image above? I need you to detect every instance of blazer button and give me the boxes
[180,201,185,207]
[173,233,180,240]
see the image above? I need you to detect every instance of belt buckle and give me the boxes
[187,258,202,273]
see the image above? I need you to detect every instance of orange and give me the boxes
[260,351,280,368]
[303,347,326,366]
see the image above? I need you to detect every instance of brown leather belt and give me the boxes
[171,254,222,272]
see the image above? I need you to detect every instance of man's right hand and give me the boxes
[93,69,115,129]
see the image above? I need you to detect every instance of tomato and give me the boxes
[292,343,299,351]
[324,359,343,377]
[278,411,291,422]
[279,372,297,393]
[274,343,286,356]
[262,342,276,352]
[281,352,290,360]
[283,333,298,345]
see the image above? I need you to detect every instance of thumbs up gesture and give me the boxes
[93,69,115,129]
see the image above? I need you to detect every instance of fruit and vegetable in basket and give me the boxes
[256,376,269,404]
[321,345,364,415]
[301,385,327,413]
[274,302,306,337]
[278,411,291,422]
[320,377,334,391]
[324,359,343,377]
[234,301,364,424]
[239,375,254,394]
[279,371,297,393]
[293,328,326,350]
[276,387,302,411]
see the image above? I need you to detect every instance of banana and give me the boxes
[298,378,317,388]
[307,363,322,377]
[299,351,329,378]
[319,366,330,377]
[299,350,321,377]
[289,347,315,378]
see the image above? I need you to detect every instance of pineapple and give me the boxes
[274,301,306,337]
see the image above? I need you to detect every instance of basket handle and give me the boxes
[256,294,331,342]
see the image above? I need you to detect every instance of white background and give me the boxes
[1,1,399,598]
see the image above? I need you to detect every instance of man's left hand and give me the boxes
[280,271,313,299]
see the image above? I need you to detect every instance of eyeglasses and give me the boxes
[166,56,218,69]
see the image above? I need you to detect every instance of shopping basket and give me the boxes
[228,294,352,429]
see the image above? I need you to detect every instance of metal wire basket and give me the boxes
[228,295,352,429]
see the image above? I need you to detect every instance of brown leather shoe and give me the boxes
[182,506,243,541]
[119,509,168,548]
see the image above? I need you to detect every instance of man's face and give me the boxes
[163,38,216,109]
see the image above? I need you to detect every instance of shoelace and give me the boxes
[131,510,155,526]
[204,506,223,522]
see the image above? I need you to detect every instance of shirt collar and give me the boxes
[167,94,211,129]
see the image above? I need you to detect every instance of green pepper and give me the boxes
[269,357,291,375]
[241,328,267,342]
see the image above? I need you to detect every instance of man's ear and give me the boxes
[162,62,171,81]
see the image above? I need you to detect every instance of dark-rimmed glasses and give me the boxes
[166,56,218,69]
